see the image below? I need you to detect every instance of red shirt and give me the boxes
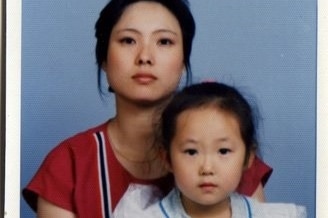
[23,122,272,217]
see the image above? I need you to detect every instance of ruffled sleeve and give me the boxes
[236,155,273,196]
[22,140,76,212]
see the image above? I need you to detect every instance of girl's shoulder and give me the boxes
[113,185,189,218]
[231,193,307,218]
[113,184,165,218]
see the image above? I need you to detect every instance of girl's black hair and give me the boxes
[159,82,259,164]
[95,0,196,93]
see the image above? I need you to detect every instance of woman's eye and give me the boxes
[119,37,135,45]
[184,149,198,156]
[218,148,231,155]
[158,38,173,46]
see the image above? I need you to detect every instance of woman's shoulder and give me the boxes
[232,194,307,218]
[38,122,109,165]
[63,121,108,143]
[53,122,108,150]
[22,121,110,212]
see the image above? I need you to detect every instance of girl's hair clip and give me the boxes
[201,79,216,83]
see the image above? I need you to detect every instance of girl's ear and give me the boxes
[244,151,255,170]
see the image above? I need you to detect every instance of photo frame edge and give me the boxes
[2,0,327,217]
[0,0,6,216]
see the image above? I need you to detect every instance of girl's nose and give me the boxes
[199,156,214,176]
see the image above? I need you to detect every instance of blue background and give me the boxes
[21,0,317,217]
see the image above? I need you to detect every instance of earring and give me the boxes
[108,86,114,93]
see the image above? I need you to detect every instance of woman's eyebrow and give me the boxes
[153,29,178,35]
[115,28,178,36]
[114,28,140,34]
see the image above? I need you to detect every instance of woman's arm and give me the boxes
[37,197,75,218]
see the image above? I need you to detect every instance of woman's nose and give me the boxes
[136,44,153,66]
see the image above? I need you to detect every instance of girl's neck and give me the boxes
[182,196,232,218]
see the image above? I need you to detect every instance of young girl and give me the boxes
[23,0,272,217]
[114,82,306,218]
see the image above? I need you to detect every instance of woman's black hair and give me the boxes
[159,82,259,165]
[95,0,196,94]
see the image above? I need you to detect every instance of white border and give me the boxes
[5,0,21,217]
[316,0,328,216]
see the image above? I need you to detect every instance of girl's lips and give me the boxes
[132,73,157,84]
[199,183,217,192]
[199,183,217,188]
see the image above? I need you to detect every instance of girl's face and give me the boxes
[169,107,246,214]
[103,2,184,105]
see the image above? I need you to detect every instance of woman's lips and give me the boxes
[132,73,157,84]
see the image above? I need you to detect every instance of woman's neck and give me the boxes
[112,95,168,149]
[113,102,158,143]
[107,101,167,179]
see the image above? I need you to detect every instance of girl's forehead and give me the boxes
[178,105,231,117]
[176,106,238,127]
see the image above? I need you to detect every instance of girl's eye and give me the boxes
[218,148,231,155]
[158,38,173,46]
[119,37,135,45]
[184,149,198,156]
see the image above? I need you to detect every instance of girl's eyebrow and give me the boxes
[215,138,229,142]
[182,136,230,143]
[184,138,198,143]
[179,138,199,146]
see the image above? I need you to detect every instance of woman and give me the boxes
[23,0,272,217]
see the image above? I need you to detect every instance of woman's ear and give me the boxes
[159,149,173,172]
[101,62,107,72]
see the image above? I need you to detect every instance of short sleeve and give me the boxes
[22,141,75,212]
[236,155,273,196]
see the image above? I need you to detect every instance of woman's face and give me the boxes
[103,1,184,105]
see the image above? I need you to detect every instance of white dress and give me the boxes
[113,184,307,218]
